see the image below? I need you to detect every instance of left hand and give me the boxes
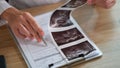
[87,0,116,9]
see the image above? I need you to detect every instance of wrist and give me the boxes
[0,7,22,21]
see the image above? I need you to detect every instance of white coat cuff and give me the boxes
[0,1,12,15]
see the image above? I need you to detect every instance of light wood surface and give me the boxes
[0,0,120,68]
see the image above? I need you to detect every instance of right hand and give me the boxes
[0,7,44,42]
[87,0,116,9]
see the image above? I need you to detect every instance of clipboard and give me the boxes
[7,0,103,68]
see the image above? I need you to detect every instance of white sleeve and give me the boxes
[0,0,12,26]
[0,0,12,15]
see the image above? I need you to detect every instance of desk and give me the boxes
[0,1,120,68]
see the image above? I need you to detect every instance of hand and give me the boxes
[0,8,44,42]
[87,0,116,9]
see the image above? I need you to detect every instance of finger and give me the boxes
[23,12,42,42]
[36,32,42,42]
[19,15,35,39]
[12,27,26,39]
[23,12,44,34]
[105,0,116,8]
[23,12,44,42]
[38,28,44,36]
[18,24,30,38]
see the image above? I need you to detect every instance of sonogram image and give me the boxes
[50,10,73,28]
[52,28,84,45]
[61,41,96,60]
[62,0,87,8]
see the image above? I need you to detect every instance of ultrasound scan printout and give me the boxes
[62,0,87,8]
[50,10,73,28]
[52,28,84,45]
[61,41,96,60]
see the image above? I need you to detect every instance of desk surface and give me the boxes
[0,1,120,68]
